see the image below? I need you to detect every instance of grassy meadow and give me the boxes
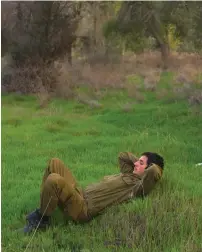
[1,74,202,252]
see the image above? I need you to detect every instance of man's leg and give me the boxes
[24,159,87,233]
[40,158,78,194]
[40,173,87,221]
[24,173,88,233]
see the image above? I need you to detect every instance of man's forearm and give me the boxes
[118,152,138,174]
[135,164,162,197]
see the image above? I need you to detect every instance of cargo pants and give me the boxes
[40,158,90,222]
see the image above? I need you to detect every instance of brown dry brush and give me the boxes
[1,3,202,106]
[2,52,202,108]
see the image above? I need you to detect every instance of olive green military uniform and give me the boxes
[40,152,163,222]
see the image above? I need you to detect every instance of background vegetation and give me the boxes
[1,1,202,98]
[1,1,202,251]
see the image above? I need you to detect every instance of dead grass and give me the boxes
[72,51,202,91]
[174,64,201,85]
[144,71,160,92]
[156,88,169,100]
[188,91,202,106]
[121,102,135,112]
[76,94,103,108]
[3,51,202,107]
[36,86,51,109]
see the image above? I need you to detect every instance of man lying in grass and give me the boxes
[24,152,164,233]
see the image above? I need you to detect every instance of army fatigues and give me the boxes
[40,152,163,222]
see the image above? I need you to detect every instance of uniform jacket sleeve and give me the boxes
[118,152,138,174]
[134,164,162,197]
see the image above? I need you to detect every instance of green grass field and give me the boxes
[1,86,202,252]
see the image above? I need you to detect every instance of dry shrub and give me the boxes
[77,62,126,90]
[70,53,163,92]
[36,85,51,109]
[128,89,145,103]
[123,51,162,70]
[2,51,202,103]
[53,60,77,99]
[188,91,202,106]
[174,64,201,84]
[169,52,202,71]
[123,51,202,81]
[127,85,138,98]
[3,61,57,94]
[156,89,169,100]
[169,53,202,87]
[40,51,202,103]
[76,93,103,108]
[2,59,77,99]
[72,51,202,94]
[172,83,192,99]
[86,51,122,67]
[143,70,161,91]
[121,102,135,112]
[3,65,40,94]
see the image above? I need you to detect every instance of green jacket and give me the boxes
[84,152,162,217]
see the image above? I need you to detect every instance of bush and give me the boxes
[2,2,82,66]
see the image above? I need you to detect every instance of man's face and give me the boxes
[133,155,148,174]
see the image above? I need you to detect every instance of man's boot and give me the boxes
[24,209,50,234]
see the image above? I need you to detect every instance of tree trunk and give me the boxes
[93,3,97,55]
[67,45,72,66]
[160,43,170,69]
[147,8,170,70]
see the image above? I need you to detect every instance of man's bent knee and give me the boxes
[48,158,64,173]
[49,157,62,166]
[45,173,65,188]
